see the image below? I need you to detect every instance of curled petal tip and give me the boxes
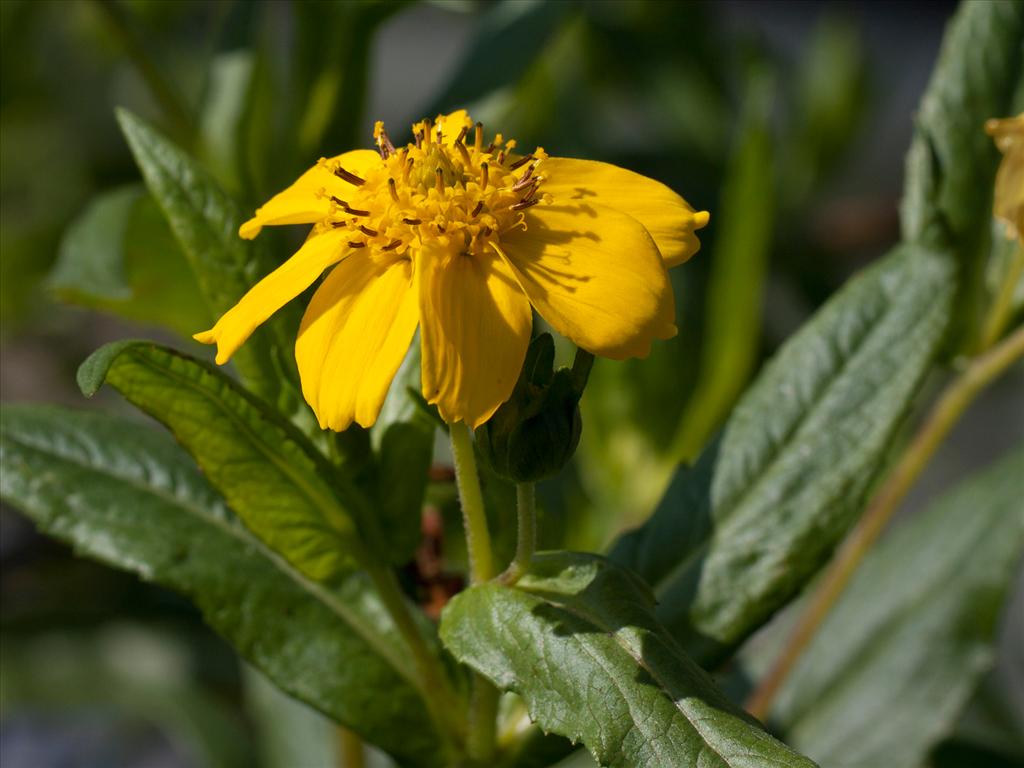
[694,210,711,229]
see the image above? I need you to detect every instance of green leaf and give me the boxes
[368,339,435,564]
[765,448,1024,768]
[441,552,817,768]
[900,0,1024,351]
[669,64,775,463]
[116,107,300,405]
[611,244,954,666]
[48,185,210,337]
[78,340,366,583]
[0,404,446,766]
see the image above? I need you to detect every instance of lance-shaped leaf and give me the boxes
[116,108,300,404]
[0,405,447,766]
[48,185,210,337]
[765,447,1024,767]
[901,0,1024,349]
[78,340,366,583]
[611,244,954,666]
[441,551,818,768]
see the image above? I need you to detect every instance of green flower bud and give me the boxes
[475,334,592,482]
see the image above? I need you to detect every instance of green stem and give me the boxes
[467,675,500,764]
[746,323,1024,721]
[450,422,495,584]
[365,564,466,751]
[338,727,365,768]
[501,483,536,584]
[980,242,1024,351]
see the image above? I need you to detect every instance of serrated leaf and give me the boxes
[78,340,366,583]
[766,448,1024,768]
[900,0,1024,350]
[611,245,954,666]
[441,552,817,768]
[0,405,446,766]
[48,185,210,337]
[116,107,300,405]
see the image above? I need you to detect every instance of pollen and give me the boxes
[314,116,551,261]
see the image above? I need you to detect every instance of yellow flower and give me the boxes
[986,113,1024,239]
[195,111,709,429]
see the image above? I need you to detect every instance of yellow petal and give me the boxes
[419,241,532,427]
[194,227,351,364]
[239,149,381,239]
[436,109,473,142]
[296,254,419,430]
[499,202,676,359]
[540,157,709,267]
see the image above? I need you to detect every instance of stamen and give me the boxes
[513,165,535,190]
[348,240,366,248]
[403,157,414,183]
[334,167,366,186]
[474,122,483,152]
[332,197,371,217]
[455,141,471,165]
[376,129,395,159]
[436,122,443,143]
[435,167,444,193]
[403,217,422,225]
[415,130,424,149]
[480,225,492,237]
[480,162,489,188]
[471,201,484,217]
[359,224,379,237]
[454,125,468,145]
[510,154,534,170]
[516,180,540,201]
[424,119,433,144]
[388,177,400,202]
[497,150,506,165]
[511,198,540,211]
[381,239,402,251]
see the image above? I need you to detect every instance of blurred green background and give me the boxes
[2,1,1021,766]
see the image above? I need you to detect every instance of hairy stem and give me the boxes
[450,422,495,583]
[501,483,537,585]
[746,323,1024,720]
[467,676,500,764]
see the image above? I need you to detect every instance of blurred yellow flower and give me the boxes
[195,111,708,430]
[986,113,1024,239]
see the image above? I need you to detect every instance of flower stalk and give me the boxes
[501,483,536,584]
[450,422,495,584]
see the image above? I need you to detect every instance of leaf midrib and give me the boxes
[652,264,945,600]
[1,426,420,694]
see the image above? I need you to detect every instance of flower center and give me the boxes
[314,116,549,260]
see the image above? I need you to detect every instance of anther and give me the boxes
[348,240,366,248]
[471,201,484,217]
[359,225,379,237]
[513,166,535,190]
[332,197,370,216]
[436,123,443,143]
[480,225,492,237]
[403,217,422,225]
[474,122,483,152]
[480,162,489,188]
[334,167,366,186]
[497,150,506,165]
[388,177,400,202]
[376,129,395,159]
[415,130,423,149]
[455,141,472,165]
[510,154,534,170]
[381,239,402,251]
[435,167,444,193]
[511,198,540,211]
[455,125,468,145]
